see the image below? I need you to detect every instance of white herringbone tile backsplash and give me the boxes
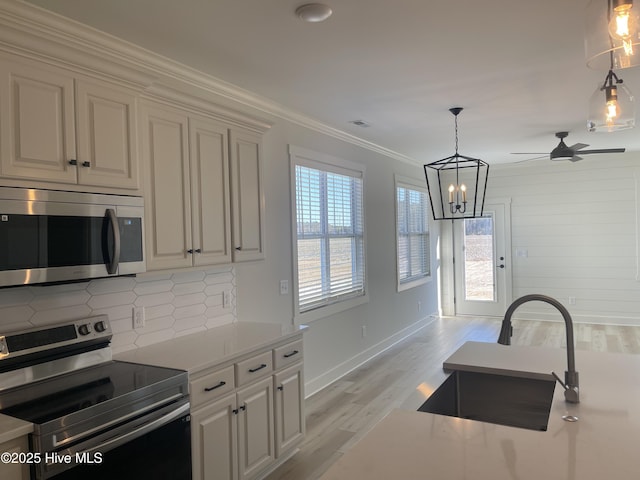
[0,266,236,354]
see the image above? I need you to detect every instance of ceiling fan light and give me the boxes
[587,80,635,132]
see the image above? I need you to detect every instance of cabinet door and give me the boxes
[229,129,265,262]
[237,376,274,480]
[189,117,232,266]
[141,103,193,270]
[191,393,238,480]
[75,78,139,189]
[0,56,77,183]
[274,363,305,457]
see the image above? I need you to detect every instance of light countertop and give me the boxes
[0,321,304,444]
[320,341,640,480]
[0,413,32,445]
[115,321,306,374]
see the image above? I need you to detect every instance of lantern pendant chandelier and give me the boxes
[423,108,489,221]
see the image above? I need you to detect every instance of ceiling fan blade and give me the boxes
[513,155,548,163]
[578,148,625,154]
[568,143,589,151]
[510,152,547,155]
[569,155,583,162]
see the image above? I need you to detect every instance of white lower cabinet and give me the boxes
[192,394,239,480]
[190,337,304,480]
[237,377,275,480]
[274,363,305,457]
[0,436,29,480]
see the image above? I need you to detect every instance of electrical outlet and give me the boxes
[132,306,145,329]
[222,290,231,309]
[418,301,422,312]
[279,280,289,295]
[569,297,576,305]
[361,325,366,338]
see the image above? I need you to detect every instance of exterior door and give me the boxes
[453,201,512,316]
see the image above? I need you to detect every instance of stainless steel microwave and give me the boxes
[0,187,145,287]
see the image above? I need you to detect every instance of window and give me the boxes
[290,146,367,320]
[395,176,431,291]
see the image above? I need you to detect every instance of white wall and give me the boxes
[484,156,640,325]
[235,120,440,395]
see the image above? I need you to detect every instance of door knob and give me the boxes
[498,264,505,269]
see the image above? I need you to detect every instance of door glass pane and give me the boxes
[463,216,495,301]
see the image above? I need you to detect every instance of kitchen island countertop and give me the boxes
[320,341,640,480]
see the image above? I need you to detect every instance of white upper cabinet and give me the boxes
[141,102,233,271]
[142,99,265,271]
[75,78,138,189]
[229,129,265,262]
[0,53,139,190]
[189,117,232,267]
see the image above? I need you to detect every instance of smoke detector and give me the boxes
[295,4,333,23]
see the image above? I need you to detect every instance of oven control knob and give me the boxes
[94,321,107,333]
[78,323,92,336]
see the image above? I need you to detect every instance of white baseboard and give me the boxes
[512,311,640,327]
[304,314,437,398]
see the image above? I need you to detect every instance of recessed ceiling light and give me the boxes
[295,3,333,23]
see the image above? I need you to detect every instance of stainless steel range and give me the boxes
[0,315,191,480]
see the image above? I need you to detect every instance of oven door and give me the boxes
[0,192,144,287]
[37,403,191,480]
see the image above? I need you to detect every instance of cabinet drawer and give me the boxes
[190,365,235,408]
[236,350,273,386]
[273,339,303,370]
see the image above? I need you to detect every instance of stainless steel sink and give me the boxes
[417,370,556,431]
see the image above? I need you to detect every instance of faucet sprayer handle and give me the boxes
[552,371,580,404]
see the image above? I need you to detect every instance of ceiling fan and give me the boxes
[512,131,626,162]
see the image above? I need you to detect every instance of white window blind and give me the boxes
[396,182,430,287]
[295,162,365,312]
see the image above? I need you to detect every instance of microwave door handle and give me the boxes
[106,208,120,274]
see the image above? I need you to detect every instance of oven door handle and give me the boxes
[106,208,120,275]
[75,402,190,457]
[52,393,185,449]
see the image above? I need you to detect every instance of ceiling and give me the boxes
[22,0,640,165]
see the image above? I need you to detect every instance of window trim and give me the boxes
[289,145,369,324]
[394,174,432,292]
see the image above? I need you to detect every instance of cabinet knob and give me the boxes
[235,246,242,251]
[187,249,194,254]
[277,385,284,391]
[68,159,78,166]
[82,161,91,167]
[195,248,202,254]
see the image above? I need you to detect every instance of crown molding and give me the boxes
[0,0,418,164]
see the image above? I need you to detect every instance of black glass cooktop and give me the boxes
[0,361,186,424]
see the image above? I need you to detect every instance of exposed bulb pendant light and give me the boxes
[587,54,635,131]
[423,108,489,221]
[609,0,638,55]
[586,0,640,70]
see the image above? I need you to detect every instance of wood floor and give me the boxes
[264,316,640,480]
